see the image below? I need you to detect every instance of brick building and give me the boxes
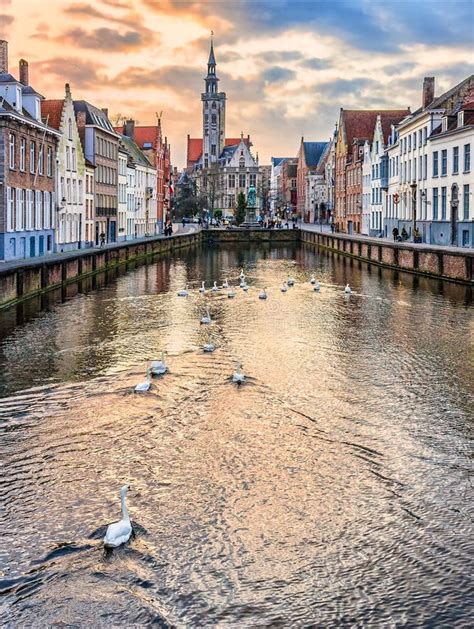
[335,108,410,233]
[0,42,60,260]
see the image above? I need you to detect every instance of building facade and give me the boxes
[42,83,88,251]
[0,45,60,261]
[297,138,328,221]
[117,146,128,241]
[74,101,119,245]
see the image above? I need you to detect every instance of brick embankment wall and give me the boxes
[300,229,473,285]
[0,231,202,309]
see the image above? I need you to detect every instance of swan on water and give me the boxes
[177,285,188,297]
[227,289,236,298]
[287,276,295,286]
[242,284,249,292]
[150,352,167,376]
[280,283,288,292]
[310,275,316,284]
[199,281,206,294]
[259,288,268,300]
[203,343,215,352]
[222,279,229,288]
[313,281,321,292]
[232,363,245,385]
[239,280,246,288]
[239,269,245,280]
[344,284,352,294]
[200,308,212,324]
[134,368,152,392]
[212,281,219,292]
[104,485,132,548]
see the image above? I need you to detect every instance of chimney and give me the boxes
[19,59,29,85]
[0,40,8,73]
[65,82,71,98]
[422,77,435,109]
[124,118,135,139]
[101,107,108,117]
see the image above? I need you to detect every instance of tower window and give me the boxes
[211,114,217,124]
[211,145,216,156]
[212,102,216,109]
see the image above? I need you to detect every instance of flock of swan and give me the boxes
[105,269,353,548]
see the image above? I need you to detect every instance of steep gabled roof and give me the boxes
[380,110,411,142]
[272,157,291,167]
[73,100,117,134]
[342,109,410,146]
[187,136,252,166]
[119,134,154,168]
[41,99,64,130]
[303,141,328,167]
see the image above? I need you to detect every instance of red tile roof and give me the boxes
[342,109,410,146]
[187,137,251,166]
[41,99,64,130]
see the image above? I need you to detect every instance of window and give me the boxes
[239,174,246,188]
[423,127,427,144]
[27,190,33,230]
[66,146,70,171]
[9,133,15,169]
[47,147,52,176]
[418,157,422,181]
[20,138,26,171]
[38,145,44,175]
[249,173,256,187]
[68,118,73,140]
[463,184,470,220]
[423,154,427,180]
[441,186,447,219]
[30,142,35,174]
[433,151,438,176]
[464,144,471,172]
[228,174,235,188]
[413,132,416,150]
[20,189,26,230]
[72,147,76,171]
[7,187,16,231]
[418,130,422,146]
[211,144,216,156]
[452,146,459,174]
[433,187,438,220]
[441,149,447,176]
[211,114,217,124]
[239,157,245,169]
[408,135,411,151]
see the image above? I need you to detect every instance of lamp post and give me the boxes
[410,182,417,237]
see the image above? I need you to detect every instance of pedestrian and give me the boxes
[392,226,399,242]
[330,222,335,233]
[99,231,105,247]
[401,227,408,240]
[182,217,186,229]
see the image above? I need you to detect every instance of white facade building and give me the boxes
[117,147,127,241]
[84,161,95,245]
[361,140,371,235]
[126,163,136,240]
[369,115,387,236]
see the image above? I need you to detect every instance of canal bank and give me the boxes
[301,228,474,285]
[0,230,203,309]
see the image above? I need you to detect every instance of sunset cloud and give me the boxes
[5,0,473,166]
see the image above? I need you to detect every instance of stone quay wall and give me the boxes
[204,228,300,244]
[0,231,202,309]
[300,229,474,285]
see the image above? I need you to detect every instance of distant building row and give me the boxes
[271,74,474,247]
[0,40,171,262]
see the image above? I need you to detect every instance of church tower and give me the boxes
[201,35,226,167]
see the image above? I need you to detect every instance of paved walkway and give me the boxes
[300,223,472,255]
[0,226,202,274]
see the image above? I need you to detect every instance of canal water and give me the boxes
[0,244,472,626]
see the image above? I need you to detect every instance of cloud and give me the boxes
[318,77,377,98]
[0,14,14,25]
[60,26,152,51]
[37,57,109,89]
[262,66,296,83]
[300,57,332,70]
[260,50,303,63]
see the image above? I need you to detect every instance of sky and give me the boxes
[2,0,473,167]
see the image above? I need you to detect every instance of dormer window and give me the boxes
[15,87,21,112]
[457,111,464,128]
[442,116,448,132]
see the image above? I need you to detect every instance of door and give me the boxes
[29,236,35,257]
[347,220,353,235]
[39,236,44,255]
[450,184,459,246]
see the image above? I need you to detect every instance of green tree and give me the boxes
[235,192,247,225]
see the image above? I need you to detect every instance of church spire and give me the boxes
[208,31,216,70]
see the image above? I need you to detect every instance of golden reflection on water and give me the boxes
[0,244,472,626]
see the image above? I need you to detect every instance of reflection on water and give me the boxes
[0,244,473,626]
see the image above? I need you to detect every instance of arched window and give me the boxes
[239,157,245,169]
[212,101,217,109]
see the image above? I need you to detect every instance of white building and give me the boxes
[361,140,371,235]
[387,75,474,244]
[126,163,136,240]
[369,115,389,236]
[43,84,87,251]
[84,160,95,245]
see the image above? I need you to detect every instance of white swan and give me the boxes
[222,279,229,288]
[203,343,215,352]
[239,280,246,288]
[232,363,245,385]
[134,368,152,392]
[239,269,245,280]
[200,308,211,324]
[242,284,249,292]
[313,280,321,292]
[287,276,295,286]
[227,289,236,298]
[310,275,316,284]
[104,485,132,548]
[177,284,188,297]
[259,288,268,300]
[199,281,206,293]
[150,352,167,376]
[344,284,352,294]
[280,283,288,292]
[212,281,219,292]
